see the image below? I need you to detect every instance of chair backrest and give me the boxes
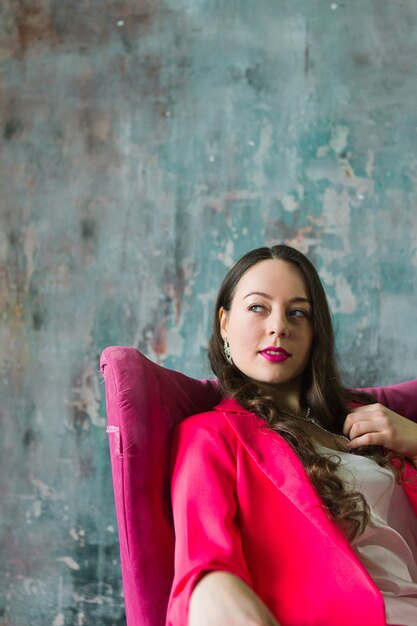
[100,347,221,626]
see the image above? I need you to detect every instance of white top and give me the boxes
[318,445,417,626]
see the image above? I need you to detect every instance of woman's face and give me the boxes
[220,259,313,397]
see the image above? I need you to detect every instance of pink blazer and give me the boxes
[167,387,417,626]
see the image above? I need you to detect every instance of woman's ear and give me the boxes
[219,307,228,338]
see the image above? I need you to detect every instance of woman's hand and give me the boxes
[343,403,417,464]
[189,571,280,626]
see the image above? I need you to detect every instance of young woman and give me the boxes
[166,245,417,626]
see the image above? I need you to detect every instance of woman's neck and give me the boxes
[257,382,304,416]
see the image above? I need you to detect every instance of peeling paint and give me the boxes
[56,557,81,571]
[329,124,349,156]
[252,124,273,189]
[69,366,104,429]
[281,194,300,212]
[323,270,357,314]
[166,326,184,358]
[29,477,55,500]
[217,240,235,267]
[17,576,47,597]
[283,226,318,254]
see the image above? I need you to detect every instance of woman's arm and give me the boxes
[359,379,417,422]
[189,571,279,626]
[166,415,279,626]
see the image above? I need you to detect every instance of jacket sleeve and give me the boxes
[359,379,417,422]
[165,415,253,626]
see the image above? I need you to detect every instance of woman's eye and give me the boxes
[290,309,308,318]
[248,304,265,313]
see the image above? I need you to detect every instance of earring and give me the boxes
[223,337,233,364]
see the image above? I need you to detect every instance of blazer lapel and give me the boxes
[215,399,382,576]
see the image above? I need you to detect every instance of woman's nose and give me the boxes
[268,315,289,337]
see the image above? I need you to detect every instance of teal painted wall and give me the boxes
[1,1,417,623]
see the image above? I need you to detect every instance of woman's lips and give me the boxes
[259,347,291,363]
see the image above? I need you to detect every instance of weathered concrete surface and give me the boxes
[1,0,417,623]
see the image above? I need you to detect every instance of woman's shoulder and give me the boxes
[176,408,230,434]
[180,397,254,426]
[170,403,243,470]
[175,398,246,434]
[172,397,267,455]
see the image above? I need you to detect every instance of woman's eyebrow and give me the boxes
[243,291,272,299]
[243,292,311,304]
[290,297,311,304]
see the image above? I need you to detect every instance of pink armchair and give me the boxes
[100,347,221,626]
[100,346,417,626]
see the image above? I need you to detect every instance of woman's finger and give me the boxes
[348,431,386,450]
[346,419,384,440]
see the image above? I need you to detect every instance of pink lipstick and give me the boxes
[259,346,291,363]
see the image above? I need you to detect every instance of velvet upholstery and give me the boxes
[101,346,416,626]
[100,347,221,626]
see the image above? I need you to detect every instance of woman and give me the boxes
[166,245,417,626]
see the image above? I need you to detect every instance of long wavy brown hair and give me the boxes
[208,244,403,538]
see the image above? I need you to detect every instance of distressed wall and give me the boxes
[1,0,417,624]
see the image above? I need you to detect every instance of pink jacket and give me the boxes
[167,386,417,626]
